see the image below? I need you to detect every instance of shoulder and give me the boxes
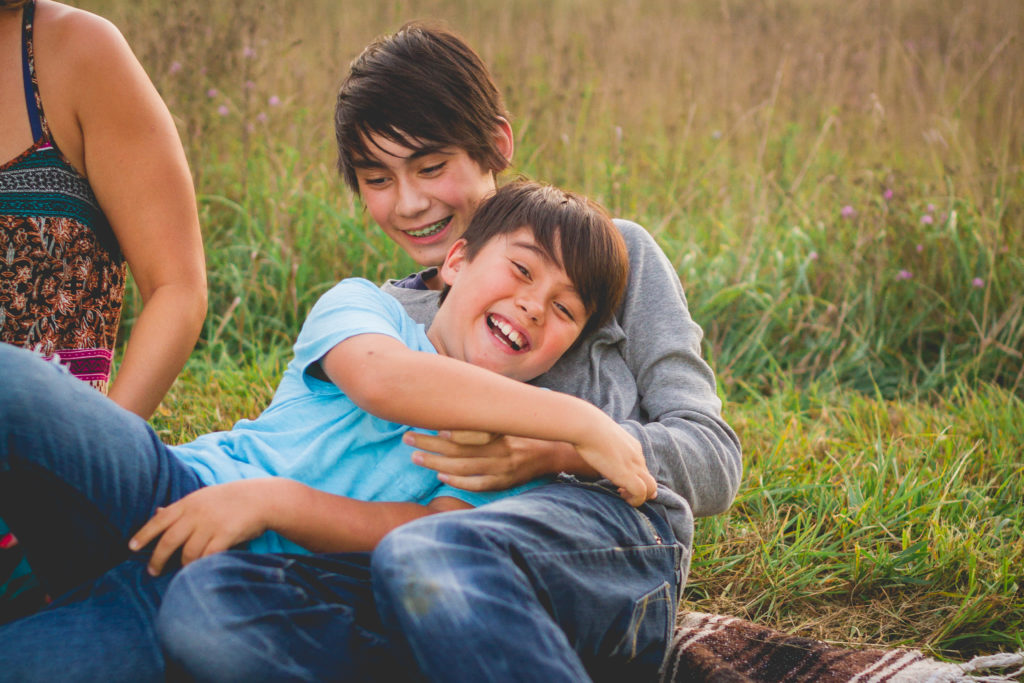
[319,277,394,311]
[613,218,668,258]
[34,1,131,70]
[380,281,440,327]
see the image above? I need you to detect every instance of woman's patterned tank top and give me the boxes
[0,0,126,392]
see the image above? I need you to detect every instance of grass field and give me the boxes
[80,0,1023,660]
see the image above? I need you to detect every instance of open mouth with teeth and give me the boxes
[487,314,528,351]
[405,216,452,239]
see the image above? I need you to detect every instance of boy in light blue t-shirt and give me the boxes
[127,181,653,573]
[0,182,656,680]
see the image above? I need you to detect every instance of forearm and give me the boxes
[260,478,467,552]
[330,337,614,448]
[108,282,207,418]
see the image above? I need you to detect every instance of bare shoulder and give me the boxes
[34,0,134,74]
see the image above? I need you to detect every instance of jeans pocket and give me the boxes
[610,580,676,665]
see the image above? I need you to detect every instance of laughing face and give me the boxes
[427,228,588,382]
[353,132,508,269]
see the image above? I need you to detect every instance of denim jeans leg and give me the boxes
[158,550,420,682]
[0,343,203,597]
[372,481,686,683]
[0,558,176,682]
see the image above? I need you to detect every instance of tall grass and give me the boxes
[80,0,1023,398]
[71,0,1024,660]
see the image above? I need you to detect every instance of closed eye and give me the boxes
[420,161,447,176]
[512,260,531,279]
[360,175,390,188]
[554,301,577,322]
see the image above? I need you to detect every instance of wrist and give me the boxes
[257,478,303,534]
[551,441,598,477]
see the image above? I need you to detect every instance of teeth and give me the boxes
[490,315,524,351]
[407,217,449,238]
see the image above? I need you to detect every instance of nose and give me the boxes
[394,179,430,218]
[517,293,544,324]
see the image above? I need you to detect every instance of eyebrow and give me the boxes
[352,144,454,169]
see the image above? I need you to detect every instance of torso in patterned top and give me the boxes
[0,0,125,392]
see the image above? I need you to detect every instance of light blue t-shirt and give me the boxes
[171,278,541,554]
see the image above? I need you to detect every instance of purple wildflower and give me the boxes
[841,205,856,219]
[883,188,893,201]
[809,251,819,261]
[916,244,924,253]
[268,95,281,107]
[217,105,230,117]
[897,270,913,280]
[972,277,984,288]
[169,61,183,75]
[920,214,933,225]
[206,88,219,98]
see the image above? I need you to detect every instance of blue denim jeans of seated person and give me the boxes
[158,480,684,682]
[373,480,685,682]
[0,343,204,681]
[158,551,420,682]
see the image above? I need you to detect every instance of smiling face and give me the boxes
[427,228,588,382]
[352,129,511,268]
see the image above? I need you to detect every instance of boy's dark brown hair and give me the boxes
[447,181,629,342]
[335,21,511,192]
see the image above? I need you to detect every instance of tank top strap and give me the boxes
[21,0,48,145]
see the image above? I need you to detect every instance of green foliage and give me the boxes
[687,380,1024,655]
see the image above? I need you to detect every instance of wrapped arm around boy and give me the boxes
[376,219,742,680]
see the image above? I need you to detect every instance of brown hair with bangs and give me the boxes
[335,21,511,192]
[448,181,629,342]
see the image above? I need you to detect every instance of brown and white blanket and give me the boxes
[663,612,1024,683]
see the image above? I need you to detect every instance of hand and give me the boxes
[128,480,274,575]
[405,430,579,490]
[575,420,657,507]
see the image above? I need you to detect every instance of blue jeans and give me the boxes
[159,481,684,682]
[0,343,203,681]
[158,551,417,682]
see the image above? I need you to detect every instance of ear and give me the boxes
[439,238,469,286]
[493,117,514,165]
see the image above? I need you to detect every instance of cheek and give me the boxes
[361,193,393,226]
[547,324,583,357]
[448,170,495,209]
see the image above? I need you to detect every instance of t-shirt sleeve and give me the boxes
[291,278,415,393]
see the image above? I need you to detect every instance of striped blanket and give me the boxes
[663,612,1024,683]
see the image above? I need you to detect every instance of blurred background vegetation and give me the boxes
[75,0,1023,659]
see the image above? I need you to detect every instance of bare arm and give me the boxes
[322,333,654,504]
[392,222,742,516]
[50,7,207,417]
[130,479,472,575]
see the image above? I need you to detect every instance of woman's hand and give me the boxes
[405,430,597,490]
[128,480,278,576]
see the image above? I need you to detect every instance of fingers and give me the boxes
[445,430,496,446]
[146,507,191,575]
[645,472,658,500]
[414,449,505,475]
[405,431,496,456]
[129,506,170,553]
